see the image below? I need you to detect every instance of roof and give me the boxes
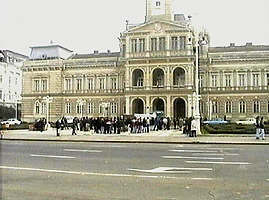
[69,52,120,59]
[1,50,28,59]
[30,45,73,53]
[209,44,269,53]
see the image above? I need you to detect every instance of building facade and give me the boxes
[0,50,28,119]
[21,0,269,122]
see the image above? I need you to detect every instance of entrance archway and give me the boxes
[132,98,144,114]
[173,98,186,119]
[153,98,165,113]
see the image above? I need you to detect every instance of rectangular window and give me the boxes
[159,37,166,51]
[151,38,157,51]
[238,74,246,87]
[110,102,118,114]
[76,79,82,90]
[212,101,218,113]
[41,79,47,91]
[66,103,71,114]
[156,1,160,6]
[225,74,231,87]
[267,74,269,86]
[211,75,218,87]
[88,78,94,90]
[179,36,186,50]
[225,101,232,113]
[88,102,94,114]
[131,39,137,53]
[111,78,117,89]
[252,74,259,86]
[199,75,204,87]
[65,79,72,91]
[239,101,246,113]
[34,80,40,91]
[76,104,82,114]
[99,104,103,114]
[0,90,2,99]
[253,101,260,113]
[99,78,105,90]
[139,39,145,52]
[171,37,178,50]
[0,75,2,83]
[41,102,46,114]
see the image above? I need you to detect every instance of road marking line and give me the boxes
[169,150,218,153]
[162,156,224,160]
[192,153,239,156]
[186,161,252,165]
[0,166,213,180]
[192,178,213,180]
[30,154,75,159]
[128,167,212,173]
[64,149,102,153]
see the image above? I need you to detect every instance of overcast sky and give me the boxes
[1,0,269,56]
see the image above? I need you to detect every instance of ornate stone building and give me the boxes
[21,0,269,122]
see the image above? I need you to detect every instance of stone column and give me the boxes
[166,95,171,118]
[126,96,130,115]
[146,96,150,114]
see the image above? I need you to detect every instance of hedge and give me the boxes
[201,123,269,134]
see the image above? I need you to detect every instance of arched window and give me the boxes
[35,102,40,114]
[173,68,185,86]
[132,69,144,87]
[153,68,164,87]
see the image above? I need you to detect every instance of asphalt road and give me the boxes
[0,141,268,200]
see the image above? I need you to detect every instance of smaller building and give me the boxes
[0,50,28,119]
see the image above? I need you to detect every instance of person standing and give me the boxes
[191,117,198,137]
[260,117,265,140]
[255,116,260,139]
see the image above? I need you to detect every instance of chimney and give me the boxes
[93,50,99,54]
[230,43,235,47]
[246,42,252,47]
[107,50,111,53]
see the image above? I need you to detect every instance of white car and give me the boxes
[1,118,22,125]
[235,118,256,125]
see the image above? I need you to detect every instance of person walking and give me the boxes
[71,120,77,135]
[255,116,260,139]
[260,117,265,140]
[56,119,61,137]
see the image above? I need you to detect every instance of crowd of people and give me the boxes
[53,115,200,137]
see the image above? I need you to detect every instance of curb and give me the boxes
[1,138,269,145]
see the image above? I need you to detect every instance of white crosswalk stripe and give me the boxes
[186,161,251,165]
[162,156,224,160]
[64,149,102,153]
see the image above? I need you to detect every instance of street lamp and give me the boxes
[192,29,203,134]
[77,99,86,118]
[42,96,53,128]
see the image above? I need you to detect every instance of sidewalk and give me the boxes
[1,128,268,145]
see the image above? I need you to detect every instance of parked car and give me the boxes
[203,118,228,125]
[235,118,256,125]
[1,118,22,125]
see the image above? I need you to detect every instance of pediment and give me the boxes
[126,20,188,34]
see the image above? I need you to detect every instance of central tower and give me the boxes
[145,0,172,22]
